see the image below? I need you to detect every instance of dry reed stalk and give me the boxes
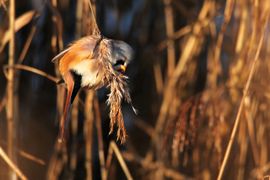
[244,98,259,166]
[51,0,57,6]
[256,102,268,178]
[87,0,100,35]
[105,141,133,180]
[93,98,107,180]
[18,150,45,166]
[18,25,37,64]
[82,0,96,36]
[75,0,83,37]
[50,4,63,51]
[0,147,27,180]
[6,0,16,178]
[217,14,269,180]
[163,0,175,77]
[84,91,94,180]
[237,114,248,180]
[3,64,59,83]
[55,87,65,136]
[69,97,79,175]
[153,62,164,95]
[235,0,247,54]
[46,141,68,180]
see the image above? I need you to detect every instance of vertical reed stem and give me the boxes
[94,98,106,180]
[84,91,94,180]
[163,0,175,77]
[6,0,16,178]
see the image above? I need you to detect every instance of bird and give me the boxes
[52,35,133,142]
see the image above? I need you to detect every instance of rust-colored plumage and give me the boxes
[52,35,134,143]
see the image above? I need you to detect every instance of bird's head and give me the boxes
[109,40,133,74]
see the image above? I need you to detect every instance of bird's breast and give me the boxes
[71,59,104,88]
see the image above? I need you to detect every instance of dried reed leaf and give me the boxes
[0,11,37,52]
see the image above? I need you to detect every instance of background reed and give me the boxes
[0,0,270,179]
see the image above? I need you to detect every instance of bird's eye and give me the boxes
[114,59,125,66]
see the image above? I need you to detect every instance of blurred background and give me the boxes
[0,0,270,179]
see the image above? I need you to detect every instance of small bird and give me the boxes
[52,35,133,142]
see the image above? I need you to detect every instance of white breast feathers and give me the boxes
[71,60,102,88]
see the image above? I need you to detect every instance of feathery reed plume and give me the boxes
[107,75,131,143]
[97,41,134,143]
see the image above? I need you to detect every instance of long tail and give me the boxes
[58,71,81,142]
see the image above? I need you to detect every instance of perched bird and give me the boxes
[52,35,134,142]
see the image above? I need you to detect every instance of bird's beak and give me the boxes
[115,64,127,73]
[119,65,126,73]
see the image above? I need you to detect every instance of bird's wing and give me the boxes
[51,47,71,63]
[59,36,105,75]
[58,44,95,75]
[52,36,101,64]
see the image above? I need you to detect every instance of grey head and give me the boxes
[109,40,134,73]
